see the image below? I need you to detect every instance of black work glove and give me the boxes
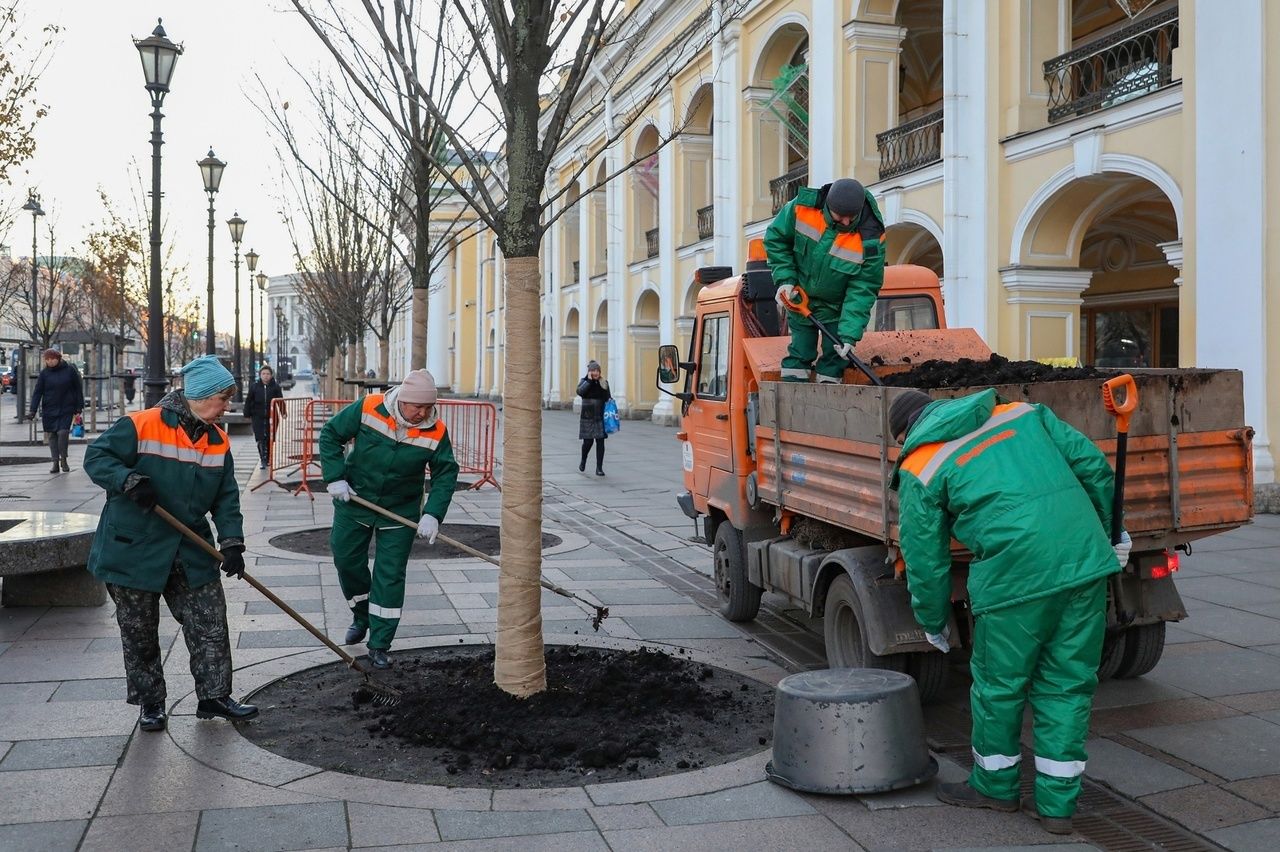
[125,476,159,511]
[219,544,246,579]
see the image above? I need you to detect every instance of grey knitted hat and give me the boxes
[825,178,866,219]
[889,390,933,440]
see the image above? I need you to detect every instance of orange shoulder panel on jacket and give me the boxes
[901,442,944,478]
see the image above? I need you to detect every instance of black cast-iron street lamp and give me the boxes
[18,191,44,421]
[274,303,285,375]
[134,19,183,408]
[256,271,268,367]
[197,148,225,355]
[226,212,246,401]
[245,248,258,373]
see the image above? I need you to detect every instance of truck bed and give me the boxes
[753,369,1254,550]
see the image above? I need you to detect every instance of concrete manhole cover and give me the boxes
[268,525,561,559]
[238,644,775,788]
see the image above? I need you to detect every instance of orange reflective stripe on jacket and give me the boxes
[794,205,826,241]
[830,231,864,263]
[128,408,229,469]
[359,394,446,450]
[901,402,1035,486]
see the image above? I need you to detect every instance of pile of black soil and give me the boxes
[885,353,1113,389]
[268,525,561,559]
[0,457,51,466]
[239,645,775,787]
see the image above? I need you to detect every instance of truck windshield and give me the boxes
[872,296,938,331]
[696,313,730,400]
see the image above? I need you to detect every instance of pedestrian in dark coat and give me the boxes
[28,348,85,473]
[577,360,611,476]
[84,354,259,734]
[123,369,137,405]
[244,365,284,469]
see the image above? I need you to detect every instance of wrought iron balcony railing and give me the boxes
[696,204,714,241]
[769,162,808,215]
[1044,7,1178,124]
[876,109,943,181]
[645,227,659,258]
[571,260,579,283]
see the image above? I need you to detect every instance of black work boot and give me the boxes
[936,781,1018,813]
[196,696,260,721]
[60,458,70,472]
[1022,796,1073,835]
[139,702,167,732]
[368,648,392,669]
[344,622,368,645]
[50,461,60,474]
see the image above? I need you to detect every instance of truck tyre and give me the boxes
[713,523,762,622]
[1116,622,1166,679]
[1096,631,1127,681]
[823,574,906,672]
[906,651,948,704]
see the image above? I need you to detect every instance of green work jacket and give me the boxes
[763,184,886,344]
[890,389,1118,633]
[84,407,244,592]
[319,393,459,523]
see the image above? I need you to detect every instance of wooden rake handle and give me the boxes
[152,504,364,671]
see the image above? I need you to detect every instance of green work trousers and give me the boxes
[781,299,845,382]
[330,505,415,650]
[968,577,1106,818]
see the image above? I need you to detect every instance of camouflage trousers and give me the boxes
[106,564,232,705]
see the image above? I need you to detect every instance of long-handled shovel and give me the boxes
[152,504,403,706]
[782,287,884,386]
[1102,374,1139,629]
[347,494,611,631]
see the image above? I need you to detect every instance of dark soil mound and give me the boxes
[0,457,51,466]
[268,525,561,559]
[240,645,775,788]
[885,353,1113,389]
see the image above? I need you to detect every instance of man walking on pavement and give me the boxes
[84,354,258,733]
[764,177,886,383]
[320,369,459,669]
[889,388,1130,835]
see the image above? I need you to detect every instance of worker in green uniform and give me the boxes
[320,369,459,669]
[889,388,1131,835]
[764,177,886,383]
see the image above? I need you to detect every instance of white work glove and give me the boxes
[417,514,439,543]
[925,624,951,653]
[834,341,854,361]
[775,283,797,309]
[326,480,355,503]
[1113,530,1132,569]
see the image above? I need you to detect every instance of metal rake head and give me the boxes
[363,675,403,707]
[591,605,610,632]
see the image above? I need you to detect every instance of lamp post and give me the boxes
[134,19,183,409]
[18,191,44,421]
[256,271,268,367]
[226,212,246,401]
[197,148,225,355]
[245,249,258,373]
[274,303,285,376]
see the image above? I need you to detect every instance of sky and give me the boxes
[7,1,336,337]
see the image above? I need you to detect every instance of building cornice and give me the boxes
[1001,83,1182,164]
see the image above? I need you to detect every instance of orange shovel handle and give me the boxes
[1102,374,1138,434]
[782,286,813,318]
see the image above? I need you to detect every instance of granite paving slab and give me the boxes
[195,801,348,852]
[1139,784,1269,832]
[0,699,138,740]
[1127,714,1280,780]
[0,818,86,852]
[1174,575,1280,607]
[79,810,199,852]
[0,649,126,682]
[809,794,1064,849]
[364,830,610,851]
[860,756,967,810]
[347,802,442,847]
[0,681,58,704]
[434,808,595,841]
[556,565,655,581]
[245,599,324,615]
[237,629,327,649]
[281,770,492,810]
[0,735,128,771]
[602,813,859,851]
[578,587,690,606]
[1080,738,1199,797]
[649,780,815,825]
[1145,648,1280,697]
[166,715,323,787]
[1208,816,1280,851]
[621,616,745,640]
[1225,774,1280,811]
[586,804,663,831]
[0,766,114,824]
[1088,677,1191,710]
[1168,602,1280,646]
[48,677,128,702]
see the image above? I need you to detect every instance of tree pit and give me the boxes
[239,644,775,788]
[268,525,561,559]
[884,353,1114,388]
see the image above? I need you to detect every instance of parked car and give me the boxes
[295,368,313,379]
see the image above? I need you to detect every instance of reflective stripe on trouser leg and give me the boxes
[368,523,414,650]
[812,301,848,382]
[330,508,374,628]
[1029,578,1106,818]
[164,564,233,701]
[781,312,818,382]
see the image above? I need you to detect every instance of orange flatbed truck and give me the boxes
[657,248,1255,702]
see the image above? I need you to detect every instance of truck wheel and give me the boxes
[1116,622,1166,679]
[823,574,906,671]
[1096,631,1127,681]
[713,523,762,622]
[906,651,948,704]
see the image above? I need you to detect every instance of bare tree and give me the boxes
[293,0,742,695]
[12,217,81,349]
[0,2,57,186]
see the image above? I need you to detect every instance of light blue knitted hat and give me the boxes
[180,355,235,400]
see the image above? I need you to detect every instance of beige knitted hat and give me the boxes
[399,369,438,405]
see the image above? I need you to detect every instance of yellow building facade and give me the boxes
[440,0,1275,488]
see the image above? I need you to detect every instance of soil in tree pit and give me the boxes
[268,525,561,560]
[882,353,1114,388]
[240,645,776,788]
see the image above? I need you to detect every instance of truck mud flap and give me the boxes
[1113,569,1187,626]
[816,548,937,656]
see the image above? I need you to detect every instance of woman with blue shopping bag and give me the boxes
[577,360,613,476]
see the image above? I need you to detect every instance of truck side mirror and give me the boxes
[657,344,680,384]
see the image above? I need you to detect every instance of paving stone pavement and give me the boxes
[1,390,1279,850]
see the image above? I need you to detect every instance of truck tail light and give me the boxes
[1152,549,1180,580]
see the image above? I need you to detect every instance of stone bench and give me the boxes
[0,511,106,606]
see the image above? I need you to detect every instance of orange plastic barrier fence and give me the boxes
[249,397,312,494]
[436,400,501,490]
[294,398,355,499]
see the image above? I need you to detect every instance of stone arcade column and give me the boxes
[999,266,1094,361]
[652,93,679,425]
[604,142,627,411]
[840,20,907,188]
[712,21,743,271]
[427,248,451,389]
